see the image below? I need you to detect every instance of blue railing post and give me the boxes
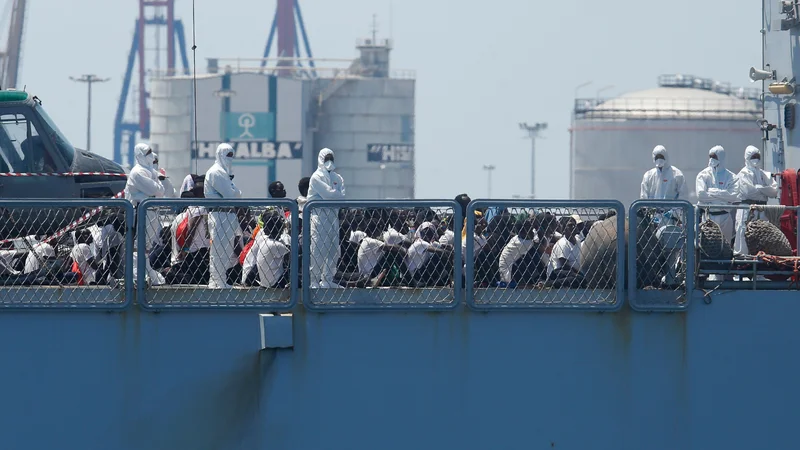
[465,199,625,311]
[136,198,298,310]
[628,200,694,312]
[302,199,462,311]
[0,199,134,310]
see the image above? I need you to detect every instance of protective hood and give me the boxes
[652,145,668,169]
[745,145,761,169]
[216,143,235,174]
[709,145,726,169]
[133,143,155,167]
[317,148,335,171]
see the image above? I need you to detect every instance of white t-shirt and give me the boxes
[89,224,123,260]
[24,243,55,274]
[547,237,581,278]
[71,243,97,285]
[358,237,385,275]
[171,206,209,265]
[462,234,488,262]
[382,227,408,246]
[247,234,290,288]
[438,229,455,246]
[405,240,439,274]
[498,235,537,283]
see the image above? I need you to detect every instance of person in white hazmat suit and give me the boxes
[696,145,739,243]
[152,153,176,198]
[307,148,346,289]
[124,143,165,285]
[640,145,689,286]
[204,143,243,289]
[734,145,778,255]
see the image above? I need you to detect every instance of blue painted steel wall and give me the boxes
[0,198,796,449]
[0,292,797,450]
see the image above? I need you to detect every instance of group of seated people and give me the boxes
[0,191,615,290]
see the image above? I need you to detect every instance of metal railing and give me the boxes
[465,200,625,311]
[574,97,762,121]
[695,204,800,291]
[0,198,798,311]
[301,200,463,311]
[135,198,299,310]
[0,199,134,309]
[628,200,695,311]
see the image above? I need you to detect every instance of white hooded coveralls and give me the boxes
[204,143,243,289]
[640,146,688,202]
[696,145,739,243]
[734,145,779,255]
[306,148,346,288]
[640,145,688,285]
[125,143,165,285]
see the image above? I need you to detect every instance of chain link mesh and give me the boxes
[629,202,692,310]
[467,203,622,308]
[0,200,132,308]
[137,199,297,309]
[303,202,461,309]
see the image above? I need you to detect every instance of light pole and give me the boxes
[482,164,495,198]
[596,84,614,102]
[70,74,110,152]
[519,122,547,198]
[575,80,592,98]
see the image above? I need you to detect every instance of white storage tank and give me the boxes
[569,75,763,207]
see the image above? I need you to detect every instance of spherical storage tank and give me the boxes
[569,75,763,207]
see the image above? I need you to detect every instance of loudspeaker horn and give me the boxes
[750,67,774,82]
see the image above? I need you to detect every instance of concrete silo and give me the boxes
[569,75,763,207]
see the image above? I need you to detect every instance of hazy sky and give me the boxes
[13,0,761,199]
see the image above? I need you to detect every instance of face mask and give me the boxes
[709,158,719,168]
[323,160,335,171]
[655,159,665,169]
[145,152,155,166]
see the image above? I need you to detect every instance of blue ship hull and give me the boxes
[0,289,794,450]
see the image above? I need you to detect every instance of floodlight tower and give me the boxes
[519,122,547,199]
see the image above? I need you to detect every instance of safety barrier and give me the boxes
[302,199,462,310]
[695,204,800,290]
[135,198,298,310]
[4,197,800,311]
[0,199,134,309]
[628,200,695,311]
[465,200,625,310]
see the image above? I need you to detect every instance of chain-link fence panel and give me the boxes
[136,198,298,310]
[465,200,625,310]
[696,204,800,290]
[628,200,694,311]
[0,199,133,309]
[302,200,462,310]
